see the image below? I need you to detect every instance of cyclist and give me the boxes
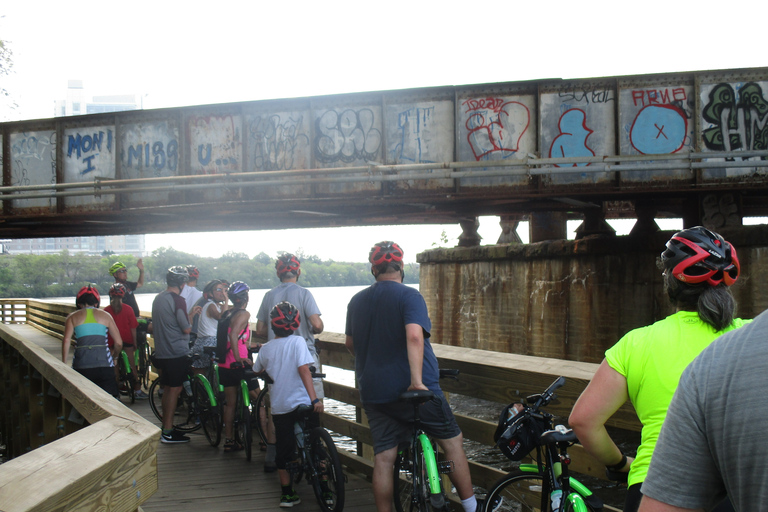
[345,241,479,512]
[569,226,749,512]
[108,260,144,318]
[190,279,229,374]
[152,266,198,444]
[252,301,323,508]
[218,280,255,452]
[104,283,146,399]
[62,285,123,398]
[256,253,324,472]
[180,265,203,317]
[641,310,768,511]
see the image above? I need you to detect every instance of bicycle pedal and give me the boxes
[437,460,454,474]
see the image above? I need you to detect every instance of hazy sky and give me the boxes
[2,1,764,261]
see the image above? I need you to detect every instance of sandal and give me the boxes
[223,439,243,452]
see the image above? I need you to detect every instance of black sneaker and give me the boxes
[161,429,190,444]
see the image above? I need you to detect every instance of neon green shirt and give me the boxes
[605,311,749,487]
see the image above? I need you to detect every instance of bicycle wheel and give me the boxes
[253,387,270,446]
[137,342,151,389]
[308,427,345,512]
[563,493,590,512]
[148,378,200,432]
[393,444,429,512]
[195,378,222,447]
[233,390,253,460]
[484,471,549,512]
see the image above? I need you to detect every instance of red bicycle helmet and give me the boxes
[76,285,100,303]
[275,254,300,276]
[270,301,301,331]
[369,241,404,266]
[108,283,127,298]
[186,266,200,280]
[661,226,740,286]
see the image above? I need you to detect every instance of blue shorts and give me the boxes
[363,391,462,454]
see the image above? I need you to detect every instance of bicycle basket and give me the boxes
[493,404,550,461]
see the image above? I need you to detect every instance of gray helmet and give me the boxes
[166,266,189,287]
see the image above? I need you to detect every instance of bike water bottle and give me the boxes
[294,423,304,448]
[182,379,192,396]
[550,489,563,510]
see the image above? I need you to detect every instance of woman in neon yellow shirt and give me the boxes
[570,226,746,512]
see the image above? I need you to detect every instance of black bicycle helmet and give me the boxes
[270,301,301,332]
[661,226,740,286]
[275,254,301,276]
[369,241,404,267]
[108,282,127,298]
[228,281,250,303]
[166,266,190,288]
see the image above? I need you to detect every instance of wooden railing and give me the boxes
[316,333,640,498]
[0,300,159,512]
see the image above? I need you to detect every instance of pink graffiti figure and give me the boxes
[549,109,594,167]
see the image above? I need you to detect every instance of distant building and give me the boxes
[54,80,140,117]
[3,235,145,256]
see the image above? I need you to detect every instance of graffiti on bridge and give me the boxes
[703,82,768,153]
[463,97,530,161]
[391,106,436,164]
[124,141,179,175]
[249,114,309,171]
[314,108,381,164]
[66,129,113,175]
[10,132,57,187]
[549,109,595,166]
[189,115,241,173]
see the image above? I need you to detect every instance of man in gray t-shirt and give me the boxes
[640,310,767,511]
[256,254,324,395]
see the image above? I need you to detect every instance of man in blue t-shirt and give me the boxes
[345,241,479,512]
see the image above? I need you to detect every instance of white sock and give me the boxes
[461,495,478,512]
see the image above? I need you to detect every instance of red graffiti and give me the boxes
[464,100,530,161]
[462,97,506,114]
[631,88,687,107]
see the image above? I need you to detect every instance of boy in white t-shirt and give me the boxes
[252,301,324,508]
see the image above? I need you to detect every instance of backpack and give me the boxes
[215,309,236,362]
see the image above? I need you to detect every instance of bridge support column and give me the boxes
[457,217,482,247]
[497,215,523,244]
[529,212,567,242]
[630,201,660,238]
[574,208,615,240]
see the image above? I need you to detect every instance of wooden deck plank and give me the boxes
[20,323,377,511]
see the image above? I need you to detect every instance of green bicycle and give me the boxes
[116,350,135,404]
[393,368,459,512]
[483,376,603,512]
[148,353,223,447]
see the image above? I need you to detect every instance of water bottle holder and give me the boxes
[437,460,454,474]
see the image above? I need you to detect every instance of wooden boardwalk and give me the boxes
[24,324,378,512]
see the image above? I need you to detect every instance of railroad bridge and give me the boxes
[2,66,768,242]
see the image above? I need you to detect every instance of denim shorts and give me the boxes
[363,391,462,454]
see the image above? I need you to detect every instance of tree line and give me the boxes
[0,247,420,298]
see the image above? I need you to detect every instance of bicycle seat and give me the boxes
[296,404,315,418]
[399,389,435,404]
[540,427,578,444]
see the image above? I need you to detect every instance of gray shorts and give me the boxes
[363,391,461,454]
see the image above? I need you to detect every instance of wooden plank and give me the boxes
[0,416,158,512]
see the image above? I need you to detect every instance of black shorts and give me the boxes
[76,366,120,398]
[219,366,245,388]
[156,356,189,388]
[363,391,462,454]
[273,407,319,469]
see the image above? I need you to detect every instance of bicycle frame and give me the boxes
[193,373,219,407]
[518,463,595,502]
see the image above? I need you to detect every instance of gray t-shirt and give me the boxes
[151,290,192,359]
[256,282,321,352]
[642,310,768,510]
